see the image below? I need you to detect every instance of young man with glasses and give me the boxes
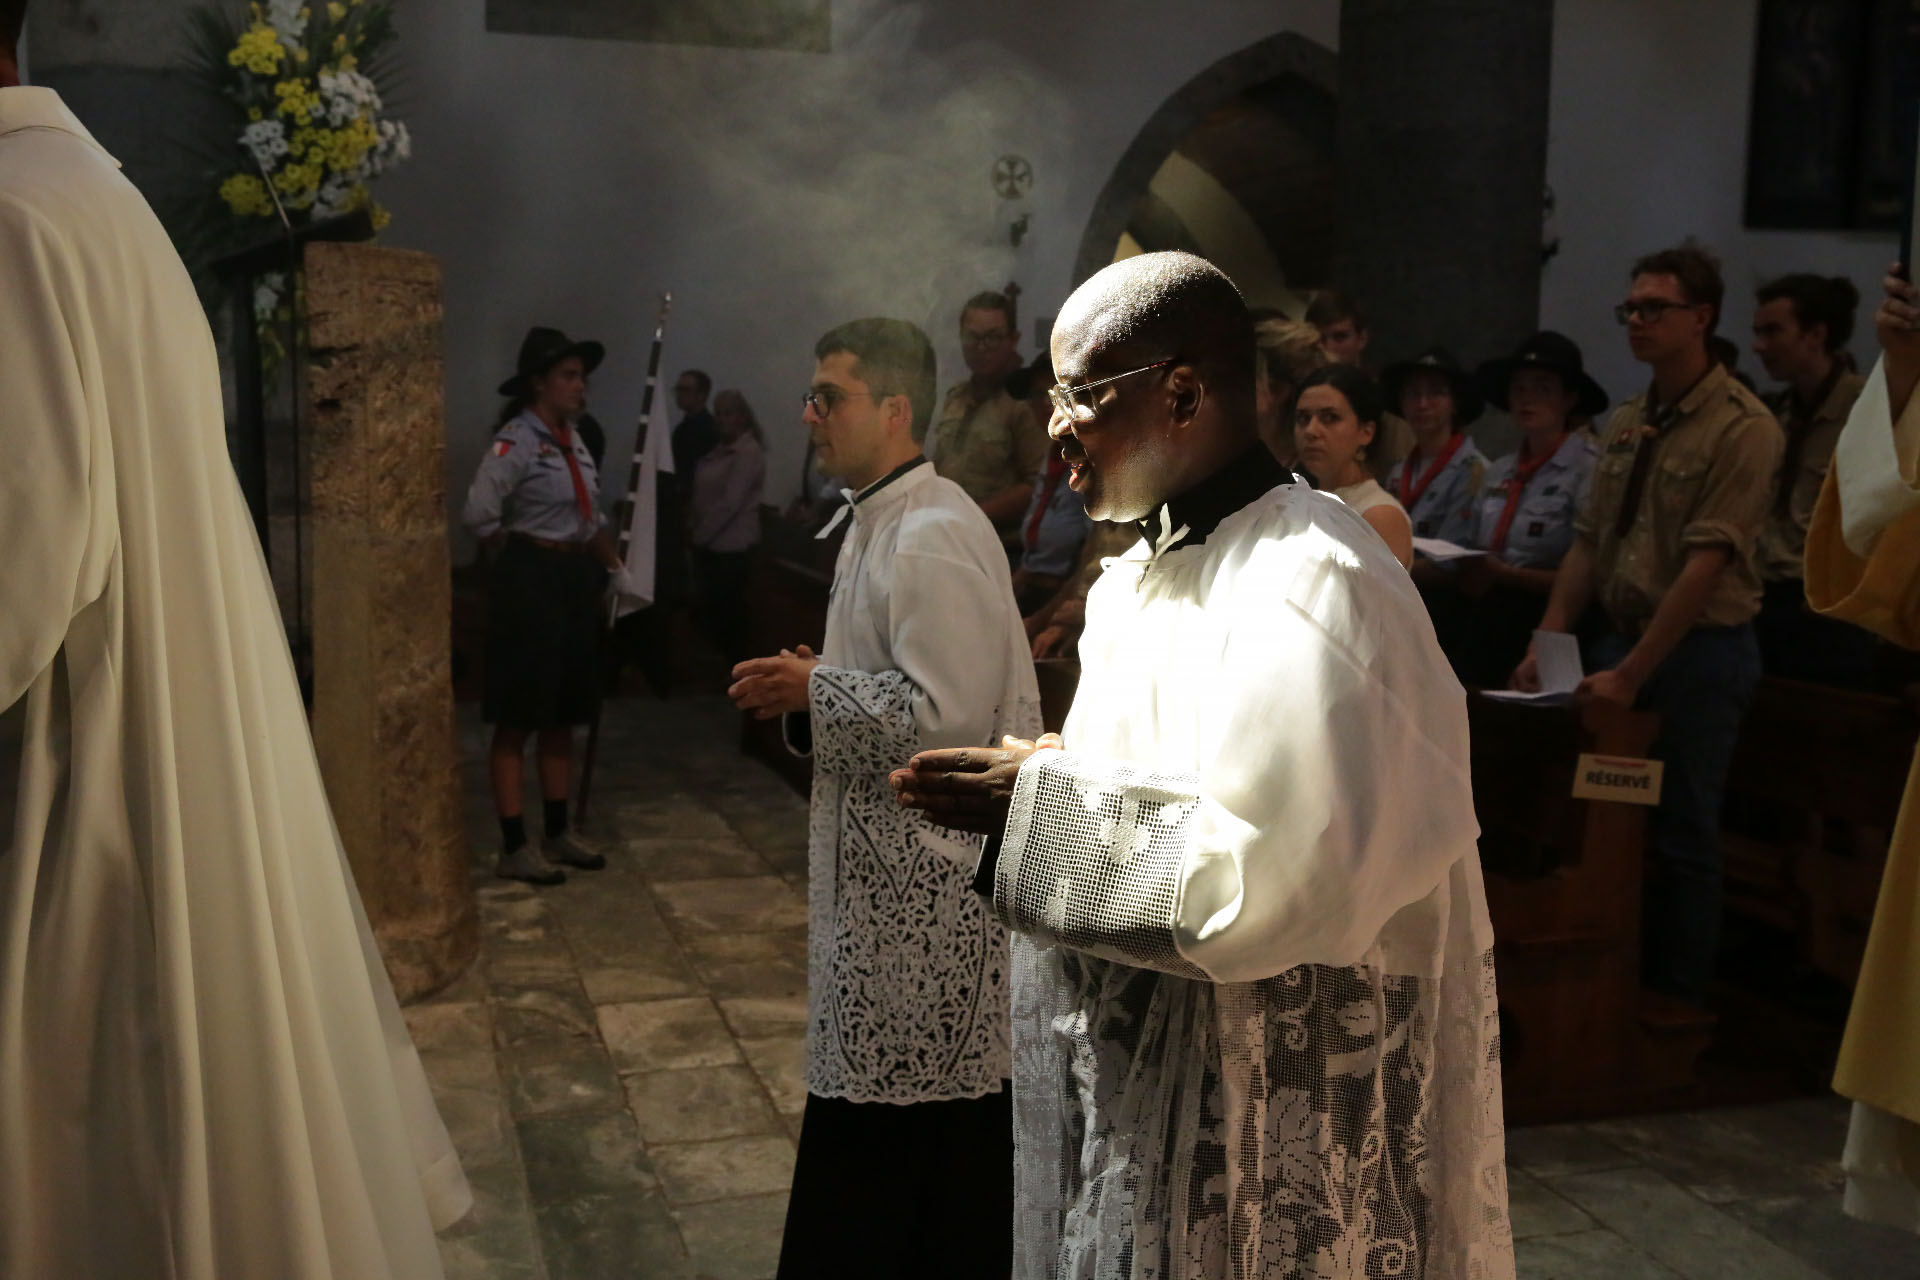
[922,290,1050,547]
[1514,242,1784,1008]
[729,317,1039,1278]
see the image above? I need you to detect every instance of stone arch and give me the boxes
[1072,31,1339,300]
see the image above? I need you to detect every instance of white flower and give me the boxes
[266,0,307,42]
[317,68,382,127]
[253,274,285,322]
[239,118,289,171]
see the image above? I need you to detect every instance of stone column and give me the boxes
[304,242,477,1001]
[1333,0,1555,371]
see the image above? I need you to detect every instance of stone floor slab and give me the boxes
[533,1188,689,1280]
[598,997,742,1073]
[1720,1190,1920,1279]
[625,1066,783,1145]
[680,929,809,999]
[407,999,496,1057]
[619,837,774,881]
[1584,1099,1849,1206]
[653,876,808,936]
[650,1135,797,1206]
[492,983,600,1050]
[434,1157,546,1280]
[1508,1168,1597,1240]
[1547,1166,1830,1280]
[500,1039,627,1119]
[717,995,808,1042]
[516,1109,659,1208]
[736,1035,808,1116]
[1504,1122,1641,1180]
[604,795,740,842]
[1513,1228,1684,1279]
[675,1191,790,1280]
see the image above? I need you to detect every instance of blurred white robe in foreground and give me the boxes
[988,457,1514,1279]
[0,86,468,1279]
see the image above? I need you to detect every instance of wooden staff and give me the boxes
[576,291,672,826]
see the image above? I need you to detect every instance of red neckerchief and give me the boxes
[1396,431,1466,509]
[1025,445,1070,550]
[547,419,596,531]
[1488,437,1558,555]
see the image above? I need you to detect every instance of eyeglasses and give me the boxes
[1047,359,1177,421]
[1614,298,1700,325]
[960,329,1012,348]
[802,387,877,418]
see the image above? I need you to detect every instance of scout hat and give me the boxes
[1477,331,1609,418]
[1381,346,1483,426]
[497,327,606,398]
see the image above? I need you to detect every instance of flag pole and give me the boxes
[577,291,672,826]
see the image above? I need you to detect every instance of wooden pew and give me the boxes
[739,514,840,796]
[1721,676,1919,985]
[1469,694,1715,1122]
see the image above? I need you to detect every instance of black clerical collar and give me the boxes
[1135,446,1295,554]
[854,455,930,505]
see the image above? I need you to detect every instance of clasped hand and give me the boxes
[890,733,1063,835]
[728,646,821,719]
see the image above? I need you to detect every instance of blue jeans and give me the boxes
[1589,624,1762,1004]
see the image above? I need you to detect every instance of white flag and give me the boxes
[610,385,674,621]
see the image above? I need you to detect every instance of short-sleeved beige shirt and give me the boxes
[1756,367,1866,582]
[1574,364,1785,631]
[923,380,1049,531]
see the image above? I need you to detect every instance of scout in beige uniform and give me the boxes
[922,290,1050,544]
[1515,244,1784,1006]
[1750,272,1872,685]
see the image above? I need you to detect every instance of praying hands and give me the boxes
[728,646,821,719]
[890,733,1063,835]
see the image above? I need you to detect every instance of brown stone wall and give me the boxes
[304,241,478,1001]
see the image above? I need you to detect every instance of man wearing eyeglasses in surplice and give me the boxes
[728,317,1039,1278]
[1512,242,1784,1011]
[922,290,1050,551]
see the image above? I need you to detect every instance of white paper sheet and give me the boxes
[1481,629,1584,704]
[1412,537,1487,562]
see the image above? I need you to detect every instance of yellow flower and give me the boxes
[370,202,391,232]
[333,34,347,52]
[248,107,263,122]
[295,46,309,64]
[327,1,346,17]
[226,23,287,76]
[274,77,322,123]
[338,53,357,71]
[219,173,274,218]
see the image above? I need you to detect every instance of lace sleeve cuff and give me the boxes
[807,665,921,776]
[993,751,1211,980]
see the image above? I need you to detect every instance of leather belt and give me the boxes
[512,532,595,555]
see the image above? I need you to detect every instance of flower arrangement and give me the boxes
[187,0,410,354]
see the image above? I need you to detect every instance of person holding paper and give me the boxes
[1443,333,1605,686]
[1512,244,1784,1007]
[1805,266,1920,1232]
[895,253,1512,1279]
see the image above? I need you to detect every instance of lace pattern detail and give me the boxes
[801,671,1043,1104]
[1010,942,1512,1280]
[998,752,1209,980]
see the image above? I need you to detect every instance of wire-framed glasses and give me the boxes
[802,387,877,418]
[1047,359,1176,421]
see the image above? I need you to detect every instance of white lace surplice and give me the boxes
[788,463,1041,1104]
[993,483,1514,1279]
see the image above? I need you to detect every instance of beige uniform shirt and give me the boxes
[1756,367,1866,582]
[923,380,1048,532]
[1575,363,1784,631]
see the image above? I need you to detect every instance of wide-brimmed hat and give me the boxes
[497,326,606,398]
[1381,347,1483,426]
[1477,330,1609,418]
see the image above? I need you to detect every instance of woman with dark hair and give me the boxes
[462,327,626,885]
[1292,364,1414,567]
[689,388,768,664]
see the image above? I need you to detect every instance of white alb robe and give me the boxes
[0,88,468,1279]
[788,460,1041,1102]
[992,480,1513,1279]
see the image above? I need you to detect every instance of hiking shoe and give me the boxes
[496,844,566,886]
[545,831,607,871]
